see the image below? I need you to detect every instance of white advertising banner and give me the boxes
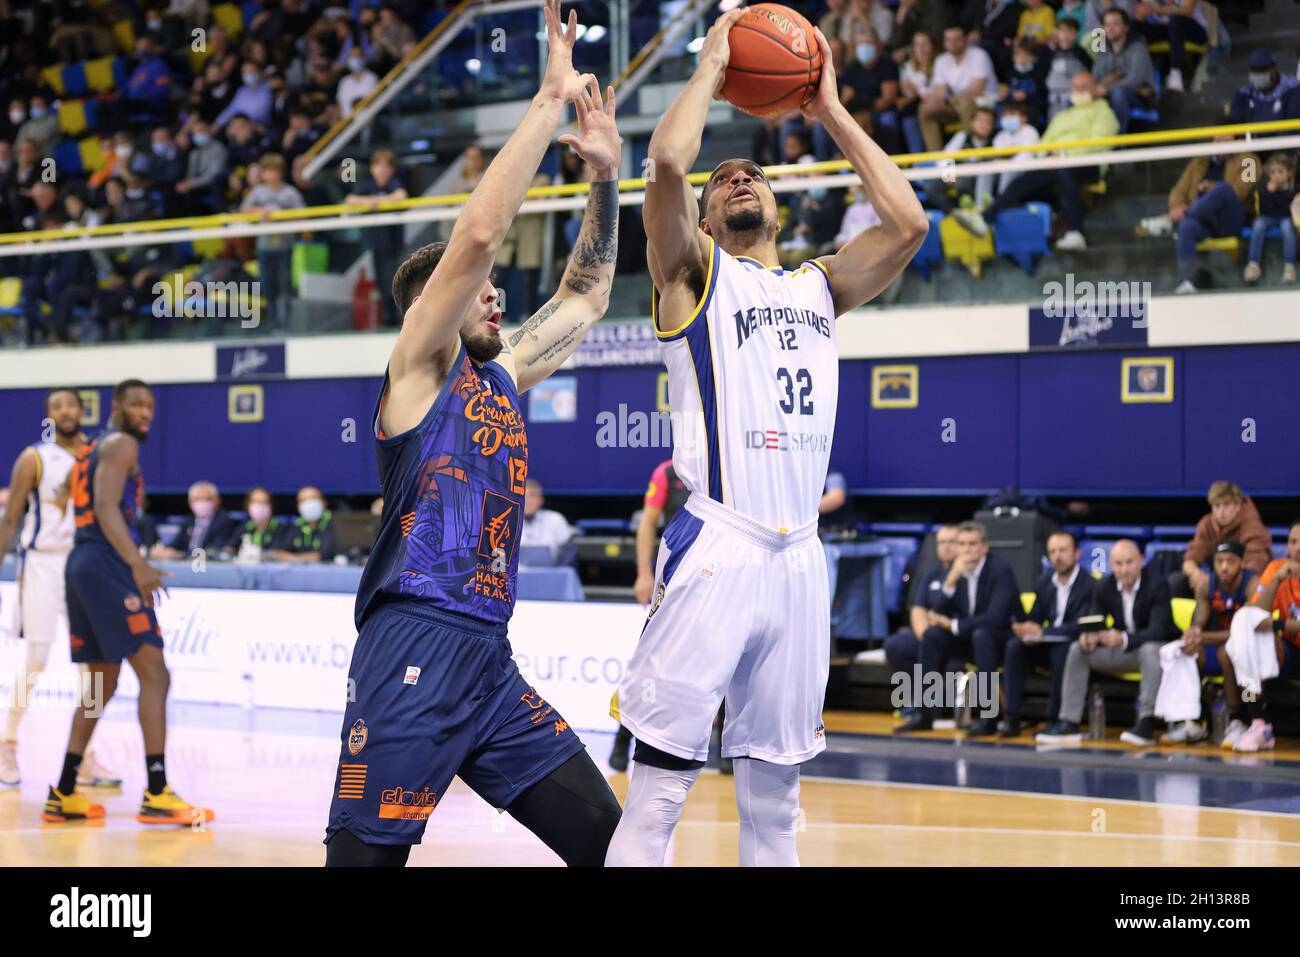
[0,583,642,732]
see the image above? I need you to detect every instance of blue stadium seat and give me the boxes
[575,518,629,535]
[993,206,1049,274]
[1144,540,1186,564]
[1274,543,1289,560]
[1270,526,1292,539]
[1152,525,1197,539]
[51,140,84,176]
[869,522,930,536]
[909,210,944,280]
[1078,540,1117,577]
[1083,524,1151,541]
[871,536,920,612]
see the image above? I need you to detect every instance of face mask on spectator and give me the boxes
[1248,71,1272,90]
[8,109,23,124]
[127,187,145,199]
[855,43,876,63]
[1014,61,1033,74]
[148,16,162,31]
[1000,114,1022,133]
[248,502,272,524]
[116,143,133,158]
[808,185,828,200]
[29,106,46,120]
[193,131,211,146]
[191,499,216,520]
[1070,91,1093,106]
[348,57,365,73]
[152,142,171,156]
[243,72,259,87]
[299,498,325,522]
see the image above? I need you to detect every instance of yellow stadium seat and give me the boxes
[1083,179,1106,196]
[58,100,88,136]
[78,137,106,172]
[112,19,136,53]
[1020,592,1036,616]
[1147,41,1207,56]
[1196,235,1239,263]
[1171,597,1195,634]
[41,65,65,96]
[85,57,116,93]
[189,47,212,75]
[0,277,22,309]
[191,238,226,259]
[212,3,244,38]
[938,213,995,278]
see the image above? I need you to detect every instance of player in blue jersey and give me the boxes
[43,379,214,826]
[324,0,623,866]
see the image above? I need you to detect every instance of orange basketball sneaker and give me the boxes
[137,786,216,826]
[42,786,106,823]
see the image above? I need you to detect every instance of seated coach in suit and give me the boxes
[1001,531,1097,738]
[1037,539,1173,747]
[150,480,242,560]
[895,520,1019,736]
[884,522,960,700]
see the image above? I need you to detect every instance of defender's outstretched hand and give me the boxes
[559,81,621,174]
[540,0,595,103]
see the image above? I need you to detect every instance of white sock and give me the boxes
[735,758,801,867]
[604,761,701,867]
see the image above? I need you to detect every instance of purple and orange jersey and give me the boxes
[71,430,145,548]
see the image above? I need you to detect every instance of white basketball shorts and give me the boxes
[617,493,830,765]
[16,550,69,646]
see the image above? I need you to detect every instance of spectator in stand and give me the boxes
[1017,0,1056,47]
[223,113,273,173]
[1245,152,1297,285]
[1236,521,1300,752]
[1002,40,1047,128]
[895,520,1019,736]
[924,106,998,212]
[150,481,241,560]
[898,30,938,153]
[752,115,785,167]
[846,0,895,49]
[1084,0,1136,35]
[6,140,41,229]
[371,5,416,73]
[992,101,1039,193]
[1175,481,1273,597]
[0,141,15,233]
[124,37,175,121]
[1092,8,1156,133]
[280,109,321,166]
[918,24,998,151]
[959,0,1023,81]
[1176,541,1259,746]
[890,0,948,62]
[833,182,882,249]
[240,153,305,330]
[1045,14,1092,120]
[175,118,229,214]
[346,149,409,328]
[338,50,379,118]
[438,144,486,241]
[954,71,1118,251]
[1002,531,1096,737]
[2,100,27,147]
[820,0,854,46]
[1131,0,1207,93]
[1037,539,1172,746]
[819,470,858,536]
[497,170,549,321]
[268,486,337,563]
[520,479,576,553]
[776,155,846,267]
[216,62,273,130]
[189,60,238,123]
[300,57,342,121]
[14,94,57,155]
[141,127,185,212]
[883,523,960,718]
[20,180,60,232]
[840,26,902,153]
[1227,48,1300,130]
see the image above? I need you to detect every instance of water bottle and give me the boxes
[1087,687,1106,740]
[1211,688,1228,746]
[954,672,973,728]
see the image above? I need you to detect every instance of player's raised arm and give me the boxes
[504,82,621,393]
[0,447,38,555]
[804,28,929,315]
[90,434,169,607]
[642,9,744,294]
[389,0,593,381]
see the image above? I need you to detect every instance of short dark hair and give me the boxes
[114,378,151,402]
[45,387,83,410]
[1102,7,1130,26]
[392,241,447,316]
[1048,529,1079,549]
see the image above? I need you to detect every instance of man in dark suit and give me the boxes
[895,520,1019,735]
[1037,539,1173,746]
[150,480,242,560]
[1001,531,1096,738]
[885,522,960,709]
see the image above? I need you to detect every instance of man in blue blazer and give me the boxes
[1001,531,1097,738]
[895,520,1019,736]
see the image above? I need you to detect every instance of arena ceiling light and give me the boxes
[583,24,606,43]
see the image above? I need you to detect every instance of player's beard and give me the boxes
[55,422,81,440]
[462,327,503,364]
[723,207,766,234]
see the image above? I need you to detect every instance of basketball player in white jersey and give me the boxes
[0,388,120,789]
[605,12,927,866]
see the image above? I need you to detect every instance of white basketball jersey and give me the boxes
[19,441,78,553]
[655,238,839,531]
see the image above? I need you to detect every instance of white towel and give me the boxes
[1224,605,1277,697]
[1155,639,1203,723]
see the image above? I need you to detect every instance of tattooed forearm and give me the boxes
[562,179,618,295]
[508,299,563,347]
[522,319,587,367]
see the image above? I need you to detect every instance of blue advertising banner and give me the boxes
[1029,276,1151,350]
[216,343,287,381]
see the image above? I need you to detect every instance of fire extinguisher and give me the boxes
[352,267,380,331]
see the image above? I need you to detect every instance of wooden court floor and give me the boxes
[2,706,1299,867]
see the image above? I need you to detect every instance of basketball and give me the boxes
[718,4,823,118]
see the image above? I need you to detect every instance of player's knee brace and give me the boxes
[734,759,801,867]
[324,827,412,867]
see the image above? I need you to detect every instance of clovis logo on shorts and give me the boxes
[378,785,437,820]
